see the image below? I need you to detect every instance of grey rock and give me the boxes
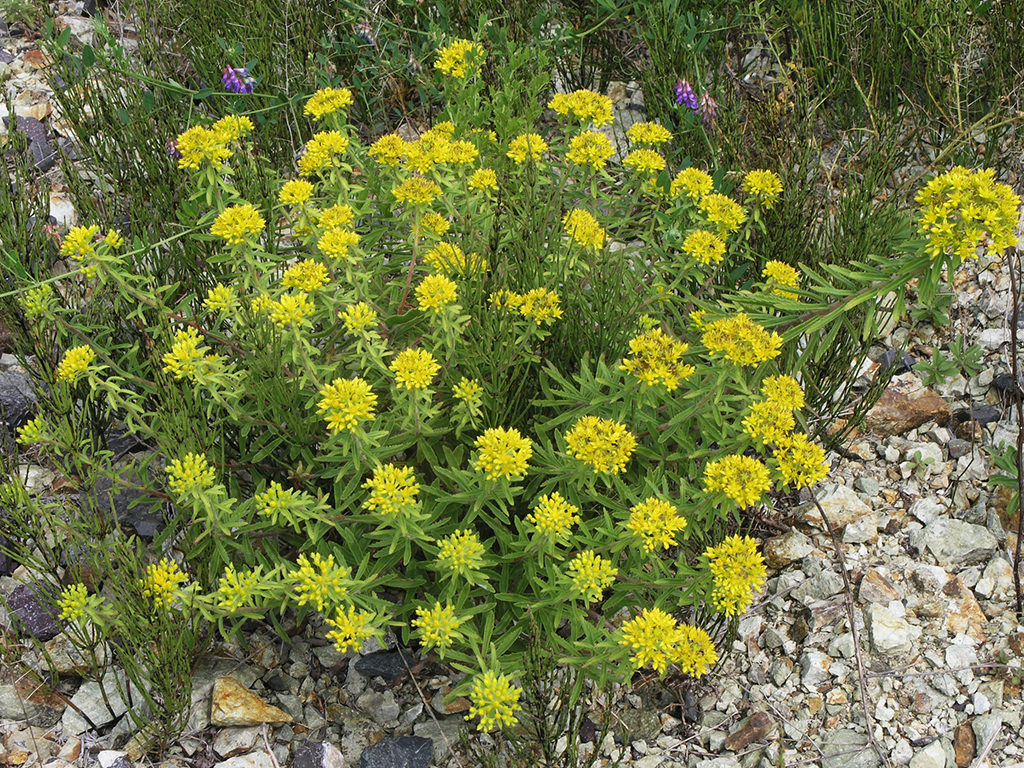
[8,581,60,640]
[0,368,36,430]
[293,741,345,768]
[910,498,945,525]
[212,727,261,759]
[353,648,414,681]
[854,476,880,496]
[820,729,880,768]
[865,604,913,655]
[800,650,830,688]
[62,669,135,734]
[947,438,971,459]
[212,752,276,768]
[919,518,998,565]
[3,116,57,172]
[843,514,878,543]
[909,739,946,768]
[356,690,400,725]
[87,470,166,538]
[413,717,465,761]
[358,736,432,768]
[0,683,47,722]
[792,571,844,605]
[971,714,1001,752]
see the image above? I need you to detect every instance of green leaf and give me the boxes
[81,45,95,67]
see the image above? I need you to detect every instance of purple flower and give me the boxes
[698,92,717,130]
[222,66,255,94]
[675,79,698,111]
[166,137,181,160]
[354,21,377,47]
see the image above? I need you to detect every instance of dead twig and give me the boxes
[1007,241,1024,618]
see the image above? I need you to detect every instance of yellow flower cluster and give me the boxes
[304,87,353,120]
[215,564,262,612]
[517,287,563,325]
[563,208,605,249]
[326,605,379,653]
[293,552,351,612]
[566,131,615,170]
[626,121,672,145]
[142,558,188,608]
[319,203,355,230]
[403,123,478,174]
[701,313,782,366]
[915,166,1021,261]
[393,177,442,205]
[620,328,694,390]
[623,149,666,175]
[162,327,210,381]
[282,260,330,292]
[474,426,533,479]
[318,228,360,261]
[567,550,617,603]
[299,130,349,176]
[56,345,95,383]
[437,529,485,576]
[564,415,637,474]
[60,224,99,259]
[343,302,378,334]
[279,179,314,205]
[507,133,548,164]
[165,452,216,496]
[210,204,265,245]
[742,169,783,209]
[468,670,522,732]
[619,607,717,677]
[204,283,236,313]
[421,212,451,235]
[453,377,483,407]
[627,497,687,552]
[704,535,767,616]
[16,415,47,445]
[548,89,613,126]
[175,125,232,169]
[369,134,407,166]
[699,193,746,237]
[528,491,579,539]
[670,167,713,201]
[255,481,312,525]
[469,168,498,191]
[762,260,799,299]
[416,274,459,313]
[423,242,487,276]
[270,291,315,328]
[211,115,254,142]
[774,432,829,488]
[20,283,53,319]
[317,376,377,433]
[704,454,771,508]
[57,583,90,622]
[413,601,464,653]
[762,374,804,410]
[742,400,796,444]
[362,464,420,517]
[435,39,486,78]
[683,229,727,266]
[391,348,440,390]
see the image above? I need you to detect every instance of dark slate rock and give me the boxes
[969,405,1001,425]
[359,736,432,768]
[0,50,14,65]
[947,438,972,459]
[3,116,57,172]
[293,741,327,768]
[353,648,414,682]
[991,373,1023,397]
[0,368,36,429]
[878,348,916,374]
[105,426,146,462]
[264,673,290,693]
[84,467,166,538]
[8,581,60,640]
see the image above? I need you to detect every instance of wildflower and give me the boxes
[682,229,726,266]
[517,287,562,325]
[697,92,718,130]
[413,601,464,654]
[528,491,579,539]
[56,345,95,383]
[567,550,617,603]
[507,133,548,164]
[362,464,420,517]
[166,452,216,496]
[317,377,377,433]
[619,608,717,676]
[437,529,485,576]
[762,260,799,298]
[453,377,483,407]
[212,115,254,142]
[562,208,605,249]
[469,168,498,191]
[60,224,99,260]
[774,432,829,488]
[162,327,209,380]
[743,169,783,209]
[743,400,796,444]
[564,415,637,475]
[701,313,782,366]
[293,552,351,612]
[250,294,275,313]
[474,426,533,480]
[675,79,698,111]
[343,302,378,334]
[699,193,746,237]
[222,66,255,94]
[435,39,485,78]
[215,564,262,612]
[255,481,313,524]
[142,558,188,608]
[326,604,379,653]
[270,292,315,328]
[210,204,265,245]
[204,283,236,313]
[304,87,354,120]
[392,177,442,206]
[627,497,687,552]
[299,130,349,175]
[761,374,804,411]
[421,212,450,235]
[20,283,53,319]
[391,348,441,390]
[57,583,91,622]
[566,131,615,171]
[703,454,771,508]
[490,289,523,310]
[425,242,468,274]
[670,167,713,201]
[279,179,314,206]
[103,230,124,249]
[369,134,407,167]
[548,90,613,127]
[16,415,47,445]
[318,203,356,230]
[467,670,522,732]
[623,148,666,175]
[416,274,459,314]
[175,125,231,169]
[705,535,767,616]
[674,624,719,677]
[316,229,359,263]
[282,260,330,292]
[447,140,479,164]
[626,121,672,145]
[620,328,695,390]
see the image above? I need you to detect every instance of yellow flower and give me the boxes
[742,169,783,209]
[507,133,548,164]
[564,415,637,475]
[20,283,53,319]
[469,168,498,191]
[701,313,782,366]
[304,87,354,120]
[326,604,379,653]
[620,328,694,390]
[699,193,746,237]
[318,229,360,262]
[670,167,713,201]
[517,287,562,325]
[255,481,313,525]
[369,133,407,166]
[447,139,479,164]
[270,292,315,328]
[279,179,314,205]
[473,426,533,480]
[103,230,124,249]
[627,497,687,552]
[299,131,350,175]
[453,377,483,408]
[413,601,464,654]
[673,624,719,677]
[17,415,47,445]
[215,564,262,612]
[319,203,355,230]
[362,464,420,517]
[774,432,829,489]
[623,148,666,175]
[57,583,91,622]
[142,558,188,608]
[391,348,441,390]
[203,283,236,313]
[437,529,485,576]
[619,608,718,677]
[211,115,254,142]
[175,125,231,169]
[210,204,265,245]
[566,550,617,603]
[162,327,209,380]
[293,552,351,612]
[416,273,459,314]
[165,452,216,496]
[56,345,95,383]
[566,131,615,170]
[703,454,771,508]
[626,121,672,145]
[683,230,726,266]
[562,208,605,249]
[704,535,767,616]
[392,177,442,205]
[467,670,521,732]
[282,260,330,291]
[423,242,487,276]
[490,289,523,310]
[60,225,99,267]
[435,39,485,78]
[548,90,613,126]
[528,491,579,539]
[743,400,796,444]
[421,211,450,235]
[317,377,377,433]
[762,260,799,299]
[761,375,804,411]
[343,302,378,334]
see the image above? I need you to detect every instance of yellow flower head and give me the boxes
[421,211,450,235]
[528,491,580,539]
[626,121,672,145]
[623,148,666,175]
[142,558,188,608]
[318,203,355,230]
[683,229,727,266]
[393,177,442,206]
[165,452,216,497]
[343,302,378,334]
[762,260,799,299]
[369,134,408,166]
[215,564,262,613]
[423,242,487,276]
[279,179,314,206]
[175,125,231,169]
[670,167,713,201]
[704,534,767,616]
[57,584,90,623]
[507,133,548,165]
[469,168,498,191]
[56,345,95,383]
[619,608,718,677]
[564,415,637,474]
[211,115,254,143]
[562,208,605,249]
[162,327,210,381]
[211,204,265,245]
[453,377,483,408]
[567,550,617,603]
[293,552,351,612]
[701,313,782,366]
[704,454,771,508]
[743,399,796,444]
[255,481,313,525]
[620,328,694,390]
[517,287,562,325]
[362,463,420,517]
[566,131,615,170]
[413,601,464,654]
[304,87,354,120]
[699,193,746,237]
[416,273,459,314]
[742,169,783,209]
[627,497,687,552]
[467,670,522,732]
[435,39,485,78]
[548,90,613,126]
[20,283,54,319]
[326,604,379,653]
[774,432,829,489]
[203,283,236,313]
[270,291,315,328]
[299,131,350,175]
[60,225,99,260]
[391,348,441,390]
[474,426,533,480]
[103,230,124,249]
[437,529,485,576]
[317,376,377,433]
[761,374,804,411]
[318,229,360,262]
[282,260,330,292]
[17,414,47,446]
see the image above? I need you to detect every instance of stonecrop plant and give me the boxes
[6,34,1021,739]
